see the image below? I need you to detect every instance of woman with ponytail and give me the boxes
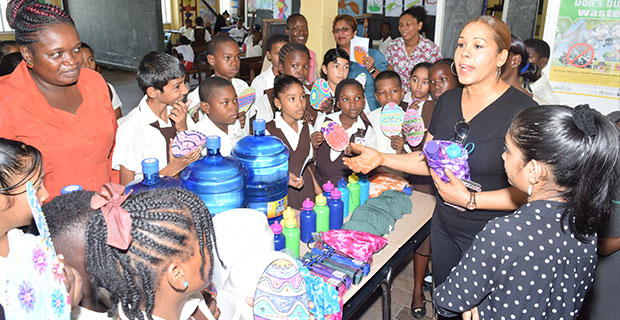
[0,0,117,198]
[500,33,540,100]
[434,105,620,319]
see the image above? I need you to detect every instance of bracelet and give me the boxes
[369,68,377,74]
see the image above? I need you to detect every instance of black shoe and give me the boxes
[411,298,427,319]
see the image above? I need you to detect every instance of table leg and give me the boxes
[380,267,393,320]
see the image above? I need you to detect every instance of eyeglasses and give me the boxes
[452,119,471,145]
[332,27,352,34]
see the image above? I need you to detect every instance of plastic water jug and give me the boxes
[232,119,289,223]
[126,158,183,194]
[181,136,247,215]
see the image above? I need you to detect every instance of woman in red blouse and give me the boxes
[0,0,116,198]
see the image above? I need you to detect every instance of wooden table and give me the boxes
[301,191,436,319]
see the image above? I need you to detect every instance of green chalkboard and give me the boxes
[64,0,165,71]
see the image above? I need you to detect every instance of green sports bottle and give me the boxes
[314,194,330,233]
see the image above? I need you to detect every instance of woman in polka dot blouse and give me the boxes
[434,105,620,319]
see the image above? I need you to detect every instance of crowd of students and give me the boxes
[0,0,618,319]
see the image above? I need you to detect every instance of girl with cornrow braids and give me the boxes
[85,187,223,320]
[0,0,117,198]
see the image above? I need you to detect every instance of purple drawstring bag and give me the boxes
[422,140,472,183]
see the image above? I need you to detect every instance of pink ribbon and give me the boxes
[91,183,132,250]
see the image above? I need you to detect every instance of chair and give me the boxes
[185,44,208,85]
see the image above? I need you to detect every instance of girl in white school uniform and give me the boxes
[265,76,321,209]
[314,79,376,186]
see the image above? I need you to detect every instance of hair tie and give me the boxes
[572,104,597,137]
[91,183,133,250]
[519,61,530,75]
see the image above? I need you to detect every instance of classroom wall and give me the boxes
[301,0,337,68]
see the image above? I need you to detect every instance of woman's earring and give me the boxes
[527,184,533,196]
[26,60,34,68]
[183,281,189,289]
[450,62,458,76]
[496,66,502,82]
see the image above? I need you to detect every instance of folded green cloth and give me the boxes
[342,190,412,235]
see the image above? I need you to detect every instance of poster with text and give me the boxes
[338,0,364,16]
[273,0,292,19]
[386,0,403,17]
[367,0,383,14]
[549,0,619,101]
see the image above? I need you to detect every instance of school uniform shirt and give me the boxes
[188,112,248,157]
[377,36,393,56]
[402,92,432,109]
[229,27,248,43]
[174,44,195,63]
[314,111,376,186]
[266,112,316,209]
[386,37,442,94]
[254,86,313,123]
[244,34,263,58]
[529,73,560,105]
[434,200,597,319]
[187,77,251,129]
[347,48,388,111]
[0,61,117,198]
[189,26,212,44]
[112,95,175,180]
[179,26,193,38]
[251,66,276,103]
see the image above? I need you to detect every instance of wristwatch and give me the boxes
[466,192,477,210]
[369,68,377,74]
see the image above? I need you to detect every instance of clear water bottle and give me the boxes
[181,136,247,215]
[232,119,289,223]
[126,158,183,194]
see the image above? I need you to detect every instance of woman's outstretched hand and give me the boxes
[342,143,383,174]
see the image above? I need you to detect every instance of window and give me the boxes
[1,0,13,33]
[161,0,172,25]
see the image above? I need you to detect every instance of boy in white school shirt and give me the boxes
[188,76,248,156]
[112,51,200,185]
[187,34,250,128]
[251,34,289,103]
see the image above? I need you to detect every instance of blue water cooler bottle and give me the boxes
[232,119,289,223]
[181,136,247,215]
[126,158,183,194]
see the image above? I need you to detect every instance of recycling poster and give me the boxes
[548,0,620,103]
